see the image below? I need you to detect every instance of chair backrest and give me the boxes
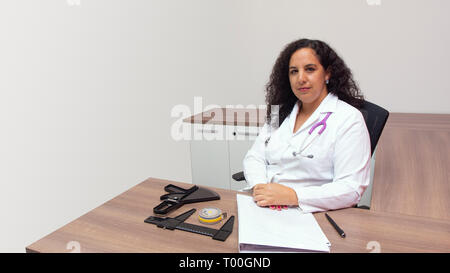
[358,100,390,156]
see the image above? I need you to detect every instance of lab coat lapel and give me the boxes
[288,102,300,135]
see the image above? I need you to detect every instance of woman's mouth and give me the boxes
[298,87,311,92]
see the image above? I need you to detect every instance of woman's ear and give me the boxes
[325,67,331,82]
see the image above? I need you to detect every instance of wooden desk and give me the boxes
[372,113,450,220]
[26,178,450,253]
[27,178,239,253]
[316,208,450,253]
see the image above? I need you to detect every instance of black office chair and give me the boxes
[232,100,390,184]
[358,100,390,156]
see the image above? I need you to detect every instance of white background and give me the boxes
[0,0,449,252]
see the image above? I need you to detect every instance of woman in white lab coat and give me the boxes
[243,39,371,213]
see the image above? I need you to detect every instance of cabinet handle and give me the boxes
[197,129,217,134]
[235,131,259,136]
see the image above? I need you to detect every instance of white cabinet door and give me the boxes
[228,125,261,191]
[189,123,263,191]
[189,124,231,189]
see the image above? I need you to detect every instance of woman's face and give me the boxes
[288,48,330,108]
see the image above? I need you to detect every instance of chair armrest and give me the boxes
[232,171,246,181]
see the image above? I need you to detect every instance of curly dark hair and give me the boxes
[265,38,364,126]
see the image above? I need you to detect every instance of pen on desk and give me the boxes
[325,213,346,238]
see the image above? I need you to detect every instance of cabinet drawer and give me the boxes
[229,125,261,141]
[191,123,232,141]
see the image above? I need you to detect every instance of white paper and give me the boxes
[237,194,331,253]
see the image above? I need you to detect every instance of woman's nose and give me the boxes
[297,71,307,83]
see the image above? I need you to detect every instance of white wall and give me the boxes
[0,0,449,252]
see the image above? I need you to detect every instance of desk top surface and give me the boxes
[27,177,450,253]
[372,113,450,220]
[183,108,266,127]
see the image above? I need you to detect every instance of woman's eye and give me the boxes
[290,70,297,75]
[306,67,315,72]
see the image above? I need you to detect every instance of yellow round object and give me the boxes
[198,207,227,225]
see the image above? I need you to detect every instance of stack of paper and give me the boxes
[237,194,331,253]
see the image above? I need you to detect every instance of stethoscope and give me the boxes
[265,112,332,159]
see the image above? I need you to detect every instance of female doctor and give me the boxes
[243,39,371,213]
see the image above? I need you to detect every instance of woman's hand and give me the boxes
[252,183,299,207]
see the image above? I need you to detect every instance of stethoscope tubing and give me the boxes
[265,112,332,158]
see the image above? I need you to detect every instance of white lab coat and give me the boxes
[243,93,371,213]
